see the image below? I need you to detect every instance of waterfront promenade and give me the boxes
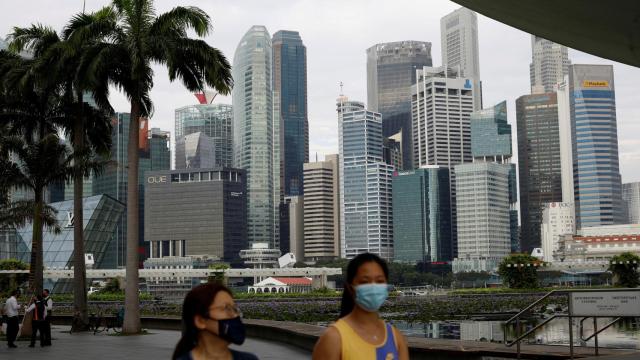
[0,325,310,359]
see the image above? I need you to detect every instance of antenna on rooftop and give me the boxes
[339,81,344,96]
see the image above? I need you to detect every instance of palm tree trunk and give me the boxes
[71,115,89,331]
[123,100,141,334]
[29,188,44,294]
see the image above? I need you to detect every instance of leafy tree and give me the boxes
[609,252,640,288]
[65,0,232,333]
[208,263,230,284]
[498,254,544,289]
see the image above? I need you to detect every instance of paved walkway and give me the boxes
[1,325,311,359]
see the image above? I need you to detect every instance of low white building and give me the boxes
[540,202,575,262]
[556,224,640,262]
[248,277,313,294]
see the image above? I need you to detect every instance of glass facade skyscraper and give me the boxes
[14,195,124,292]
[516,93,563,252]
[272,30,308,196]
[338,96,393,260]
[560,64,624,229]
[393,166,451,263]
[232,26,277,247]
[367,41,432,170]
[471,101,511,160]
[622,182,640,224]
[175,104,233,168]
[529,36,570,94]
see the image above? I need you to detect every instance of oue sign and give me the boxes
[148,175,167,184]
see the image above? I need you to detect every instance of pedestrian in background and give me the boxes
[26,294,46,348]
[313,253,409,360]
[42,289,52,346]
[4,289,21,348]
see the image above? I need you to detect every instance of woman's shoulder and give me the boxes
[231,349,259,360]
[174,352,193,360]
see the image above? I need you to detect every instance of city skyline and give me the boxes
[2,0,640,185]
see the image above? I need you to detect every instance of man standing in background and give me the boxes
[42,289,52,346]
[4,289,20,348]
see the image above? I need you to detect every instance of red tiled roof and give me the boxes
[273,277,312,285]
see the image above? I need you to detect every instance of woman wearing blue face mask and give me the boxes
[172,283,258,360]
[313,253,409,360]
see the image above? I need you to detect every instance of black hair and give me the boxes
[11,289,20,297]
[43,289,50,294]
[172,283,233,360]
[339,253,389,318]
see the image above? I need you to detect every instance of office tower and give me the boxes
[529,36,570,94]
[453,101,514,272]
[233,26,277,247]
[412,65,474,258]
[393,166,451,263]
[367,41,433,169]
[440,7,482,110]
[303,154,341,262]
[540,202,575,262]
[623,182,640,224]
[338,96,394,260]
[558,65,624,229]
[285,195,304,261]
[93,114,170,267]
[175,132,215,169]
[383,132,402,171]
[144,168,247,265]
[175,104,233,168]
[272,30,308,196]
[516,93,563,252]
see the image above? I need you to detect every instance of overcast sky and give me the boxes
[2,0,639,182]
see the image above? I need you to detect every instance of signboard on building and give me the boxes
[582,80,609,88]
[570,291,640,317]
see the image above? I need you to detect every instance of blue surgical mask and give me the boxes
[217,316,246,345]
[354,283,389,312]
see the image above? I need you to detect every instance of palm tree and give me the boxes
[65,0,232,333]
[6,25,114,331]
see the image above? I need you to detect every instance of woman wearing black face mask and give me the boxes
[172,283,258,360]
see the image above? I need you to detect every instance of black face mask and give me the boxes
[217,316,245,345]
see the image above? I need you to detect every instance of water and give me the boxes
[391,318,640,349]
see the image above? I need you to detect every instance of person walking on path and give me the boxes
[313,253,409,360]
[172,283,258,360]
[4,289,21,348]
[42,289,52,346]
[26,294,47,348]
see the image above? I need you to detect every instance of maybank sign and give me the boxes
[583,80,609,88]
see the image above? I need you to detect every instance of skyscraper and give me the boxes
[622,182,640,224]
[529,36,571,94]
[303,154,341,262]
[367,41,432,169]
[272,30,308,196]
[232,26,277,247]
[338,96,394,260]
[393,166,451,264]
[175,132,215,169]
[453,101,514,272]
[412,65,474,258]
[516,93,563,252]
[175,104,233,168]
[440,7,482,110]
[558,64,624,229]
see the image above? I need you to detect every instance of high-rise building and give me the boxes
[175,104,233,168]
[440,7,482,110]
[453,162,511,272]
[285,195,304,261]
[529,36,571,94]
[383,132,402,171]
[175,132,215,169]
[303,154,341,262]
[623,182,640,224]
[558,65,624,229]
[453,101,514,272]
[516,93,563,252]
[338,96,394,260]
[93,114,170,267]
[393,166,451,264]
[232,26,278,247]
[144,168,247,265]
[412,65,474,258]
[272,30,308,196]
[540,202,575,262]
[367,41,433,169]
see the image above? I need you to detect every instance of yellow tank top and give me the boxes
[331,319,399,360]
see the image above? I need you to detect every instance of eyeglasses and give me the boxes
[209,304,242,318]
